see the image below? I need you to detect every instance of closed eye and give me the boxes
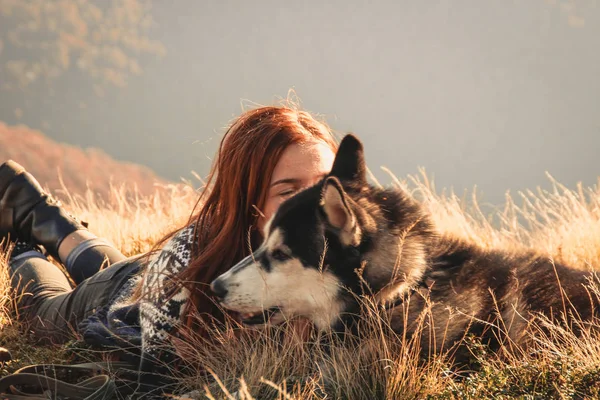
[271,249,291,262]
[278,189,297,198]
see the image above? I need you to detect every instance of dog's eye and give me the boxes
[271,249,290,262]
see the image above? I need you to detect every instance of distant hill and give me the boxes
[0,121,172,199]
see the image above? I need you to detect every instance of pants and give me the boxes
[8,244,145,344]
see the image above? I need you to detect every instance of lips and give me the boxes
[238,306,282,325]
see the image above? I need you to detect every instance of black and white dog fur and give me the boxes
[211,134,600,359]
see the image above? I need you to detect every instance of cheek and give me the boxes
[256,198,274,233]
[262,196,284,222]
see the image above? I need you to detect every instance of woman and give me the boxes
[1,105,338,394]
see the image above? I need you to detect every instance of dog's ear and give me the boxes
[320,176,361,247]
[329,134,367,184]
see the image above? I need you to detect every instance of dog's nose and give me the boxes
[210,278,228,300]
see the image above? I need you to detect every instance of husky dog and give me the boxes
[210,134,599,358]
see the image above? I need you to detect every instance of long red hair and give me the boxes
[174,105,338,334]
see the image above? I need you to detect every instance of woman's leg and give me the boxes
[60,231,127,284]
[1,160,135,341]
[9,246,140,343]
[0,160,127,283]
[0,160,85,261]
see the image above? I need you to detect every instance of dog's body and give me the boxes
[211,134,599,359]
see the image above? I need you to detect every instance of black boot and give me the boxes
[0,160,86,261]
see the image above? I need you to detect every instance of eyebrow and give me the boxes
[270,173,328,188]
[270,178,300,188]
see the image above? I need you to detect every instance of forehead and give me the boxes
[270,141,335,184]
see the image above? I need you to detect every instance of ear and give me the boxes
[320,177,361,247]
[329,134,367,184]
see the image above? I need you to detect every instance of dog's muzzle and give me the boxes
[210,254,256,300]
[210,277,228,300]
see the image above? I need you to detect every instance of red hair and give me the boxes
[176,105,338,334]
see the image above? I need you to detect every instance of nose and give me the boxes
[210,278,228,300]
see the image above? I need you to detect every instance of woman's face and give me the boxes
[257,140,336,235]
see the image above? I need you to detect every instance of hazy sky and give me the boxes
[1,0,599,208]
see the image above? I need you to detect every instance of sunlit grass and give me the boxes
[1,172,599,399]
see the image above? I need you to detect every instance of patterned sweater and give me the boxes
[138,224,194,371]
[78,224,196,376]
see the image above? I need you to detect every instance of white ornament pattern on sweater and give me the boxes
[139,224,195,370]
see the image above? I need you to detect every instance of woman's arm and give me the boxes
[138,224,195,380]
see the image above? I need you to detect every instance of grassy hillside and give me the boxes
[1,171,599,399]
[0,121,171,200]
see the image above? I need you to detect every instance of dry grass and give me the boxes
[1,171,600,399]
[0,180,198,375]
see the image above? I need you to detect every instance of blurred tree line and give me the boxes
[0,0,165,100]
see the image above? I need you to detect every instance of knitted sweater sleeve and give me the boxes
[138,224,195,376]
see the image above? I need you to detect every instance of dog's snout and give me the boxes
[211,278,228,300]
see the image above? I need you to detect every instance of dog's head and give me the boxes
[210,134,434,330]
